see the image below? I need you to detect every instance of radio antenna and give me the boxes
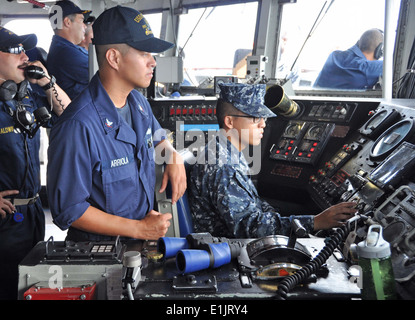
[287,0,335,74]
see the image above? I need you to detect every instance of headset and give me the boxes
[374,42,383,60]
[0,66,51,138]
[357,29,383,60]
[374,29,384,60]
[0,79,25,101]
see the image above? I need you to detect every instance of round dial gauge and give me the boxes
[306,125,324,139]
[370,119,415,160]
[360,109,400,139]
[365,110,388,129]
[284,122,303,138]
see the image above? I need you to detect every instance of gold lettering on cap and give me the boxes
[142,25,153,36]
[134,14,143,23]
[134,14,153,36]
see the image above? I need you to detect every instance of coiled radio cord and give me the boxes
[275,214,366,300]
[51,85,65,111]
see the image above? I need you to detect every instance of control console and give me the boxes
[150,96,219,155]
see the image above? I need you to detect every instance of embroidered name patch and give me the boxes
[102,153,135,170]
[0,126,14,135]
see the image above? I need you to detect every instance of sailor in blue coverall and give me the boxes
[0,27,70,299]
[47,1,92,99]
[47,6,186,242]
[314,29,384,90]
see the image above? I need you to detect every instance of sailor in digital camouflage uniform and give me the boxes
[188,83,357,238]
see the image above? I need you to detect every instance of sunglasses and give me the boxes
[0,45,25,55]
[229,114,267,124]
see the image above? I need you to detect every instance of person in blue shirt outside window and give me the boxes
[314,29,384,90]
[47,0,91,99]
[0,27,70,299]
[47,6,186,242]
[188,83,357,238]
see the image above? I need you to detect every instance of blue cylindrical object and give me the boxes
[157,237,189,259]
[176,242,233,274]
[210,243,231,268]
[176,249,211,274]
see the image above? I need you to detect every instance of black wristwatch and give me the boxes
[41,75,56,91]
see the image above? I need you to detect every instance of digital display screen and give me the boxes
[180,124,219,132]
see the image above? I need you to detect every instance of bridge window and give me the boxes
[176,2,258,86]
[4,18,53,52]
[278,0,399,96]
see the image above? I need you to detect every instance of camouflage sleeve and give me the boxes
[259,199,315,236]
[209,165,314,238]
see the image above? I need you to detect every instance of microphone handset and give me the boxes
[24,65,47,80]
[24,65,64,112]
[11,66,51,138]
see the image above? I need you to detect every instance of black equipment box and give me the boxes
[130,236,360,300]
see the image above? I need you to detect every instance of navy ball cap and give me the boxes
[0,26,37,51]
[92,6,174,53]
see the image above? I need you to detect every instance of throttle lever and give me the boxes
[288,218,307,248]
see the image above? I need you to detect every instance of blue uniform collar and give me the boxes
[349,44,366,59]
[88,73,150,146]
[88,73,119,134]
[52,34,87,54]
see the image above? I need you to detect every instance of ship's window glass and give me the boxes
[144,13,162,38]
[177,2,258,86]
[5,19,54,52]
[277,0,399,96]
[3,12,162,53]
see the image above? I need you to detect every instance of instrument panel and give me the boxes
[150,97,219,155]
[150,95,415,297]
[269,120,335,164]
[258,98,415,298]
[307,100,415,211]
[270,101,358,164]
[258,97,378,201]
